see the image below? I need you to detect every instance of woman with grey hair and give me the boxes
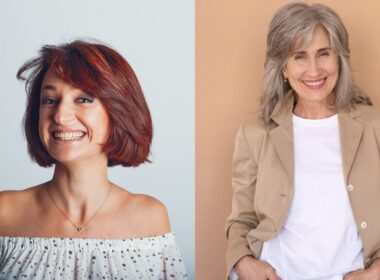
[226,3,380,280]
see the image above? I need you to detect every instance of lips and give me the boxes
[302,78,326,89]
[52,131,86,141]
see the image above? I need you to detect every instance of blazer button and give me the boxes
[361,221,368,229]
[347,184,354,192]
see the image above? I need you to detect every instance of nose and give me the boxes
[53,101,75,124]
[307,57,321,77]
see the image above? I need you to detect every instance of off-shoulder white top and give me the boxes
[0,232,187,279]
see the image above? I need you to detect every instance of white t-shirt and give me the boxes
[258,114,364,280]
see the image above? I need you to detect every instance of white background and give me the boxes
[0,0,194,277]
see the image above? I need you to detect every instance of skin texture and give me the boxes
[235,27,379,279]
[39,69,110,166]
[284,26,338,119]
[0,70,170,239]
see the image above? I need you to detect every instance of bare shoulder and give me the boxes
[111,186,171,237]
[0,187,35,215]
[133,194,170,222]
[0,190,15,220]
[0,185,44,235]
[0,185,42,201]
[128,193,171,235]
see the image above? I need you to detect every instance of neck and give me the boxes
[293,96,336,119]
[46,158,111,220]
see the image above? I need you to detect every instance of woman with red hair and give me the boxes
[0,40,187,279]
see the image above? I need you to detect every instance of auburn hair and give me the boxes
[17,40,153,167]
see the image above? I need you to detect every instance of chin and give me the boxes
[51,155,82,165]
[296,86,333,102]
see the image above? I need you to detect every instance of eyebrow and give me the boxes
[41,84,57,91]
[291,47,332,56]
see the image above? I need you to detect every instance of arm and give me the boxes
[0,191,15,235]
[225,125,262,276]
[136,194,171,236]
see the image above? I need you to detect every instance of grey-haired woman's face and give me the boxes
[282,26,339,106]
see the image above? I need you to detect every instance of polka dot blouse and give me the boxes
[0,232,187,279]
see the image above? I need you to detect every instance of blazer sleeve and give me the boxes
[225,124,262,277]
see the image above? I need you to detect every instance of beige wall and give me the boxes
[196,1,380,279]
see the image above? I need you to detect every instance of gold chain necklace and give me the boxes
[45,184,112,232]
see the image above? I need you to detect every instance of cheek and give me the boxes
[327,66,339,88]
[91,108,110,141]
[286,63,305,80]
[325,57,339,76]
[98,107,111,137]
[100,115,111,141]
[38,112,47,139]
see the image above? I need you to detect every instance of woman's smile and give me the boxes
[302,77,326,89]
[283,26,339,107]
[39,69,110,164]
[52,130,86,142]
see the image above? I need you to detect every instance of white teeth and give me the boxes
[303,79,324,87]
[54,131,85,141]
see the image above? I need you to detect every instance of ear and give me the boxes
[282,66,288,79]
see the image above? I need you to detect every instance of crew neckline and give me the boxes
[292,113,338,126]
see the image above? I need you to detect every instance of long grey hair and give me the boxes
[260,2,371,125]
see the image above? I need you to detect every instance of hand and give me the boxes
[234,256,281,280]
[343,258,380,280]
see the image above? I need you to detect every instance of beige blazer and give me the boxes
[225,95,380,276]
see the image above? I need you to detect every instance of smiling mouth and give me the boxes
[302,78,326,88]
[53,131,86,141]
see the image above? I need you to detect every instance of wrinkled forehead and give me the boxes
[289,25,331,53]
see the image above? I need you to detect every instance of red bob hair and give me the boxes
[17,40,153,167]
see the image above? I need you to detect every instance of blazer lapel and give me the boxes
[338,108,364,182]
[268,95,364,184]
[269,95,294,181]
